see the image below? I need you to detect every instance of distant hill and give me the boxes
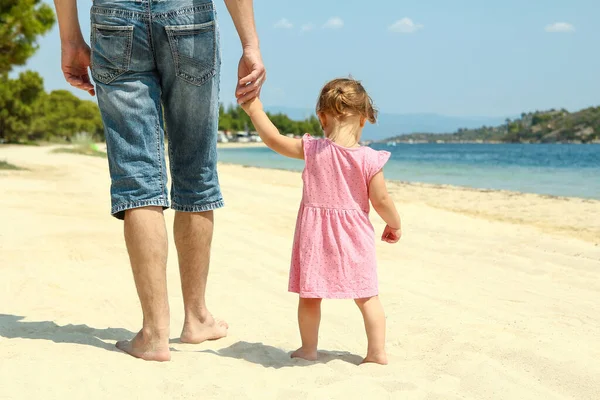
[264,105,508,141]
[383,107,600,144]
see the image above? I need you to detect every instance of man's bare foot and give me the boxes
[180,313,228,344]
[115,330,171,362]
[361,352,388,365]
[291,347,318,361]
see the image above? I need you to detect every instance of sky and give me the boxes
[17,0,600,117]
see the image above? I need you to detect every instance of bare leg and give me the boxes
[175,211,228,344]
[116,207,171,362]
[355,296,388,365]
[291,297,322,361]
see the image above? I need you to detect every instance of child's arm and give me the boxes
[241,98,304,159]
[369,171,402,243]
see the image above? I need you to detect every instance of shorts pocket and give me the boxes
[165,21,217,87]
[91,24,134,84]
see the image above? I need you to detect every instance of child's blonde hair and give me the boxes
[316,78,377,124]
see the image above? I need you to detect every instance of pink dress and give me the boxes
[288,134,391,299]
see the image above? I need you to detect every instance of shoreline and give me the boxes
[217,142,267,149]
[1,144,599,399]
[2,144,598,243]
[216,142,600,202]
[217,162,600,244]
[4,142,597,201]
[218,161,598,202]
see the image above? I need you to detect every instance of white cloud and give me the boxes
[301,23,315,32]
[323,17,344,29]
[388,18,423,33]
[274,18,293,29]
[545,22,575,33]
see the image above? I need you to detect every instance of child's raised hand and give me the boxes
[240,97,263,116]
[381,225,401,243]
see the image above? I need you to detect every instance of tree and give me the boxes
[0,0,55,142]
[0,70,44,142]
[0,0,55,75]
[216,103,323,137]
[0,4,106,143]
[30,90,104,141]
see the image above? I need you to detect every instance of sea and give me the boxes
[217,143,600,200]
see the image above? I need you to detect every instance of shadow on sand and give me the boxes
[1,315,364,366]
[191,340,364,368]
[0,314,134,353]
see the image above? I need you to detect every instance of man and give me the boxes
[53,0,265,361]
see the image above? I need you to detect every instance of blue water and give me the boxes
[218,144,600,199]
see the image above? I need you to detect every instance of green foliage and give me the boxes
[0,1,104,144]
[267,112,322,136]
[0,159,23,170]
[531,113,552,125]
[388,107,600,144]
[0,0,55,75]
[52,147,107,158]
[218,104,254,132]
[218,104,322,136]
[0,77,105,143]
[52,132,107,158]
[0,70,45,142]
[30,90,104,141]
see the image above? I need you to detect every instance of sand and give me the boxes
[1,145,599,400]
[217,142,267,149]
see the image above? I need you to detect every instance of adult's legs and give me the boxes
[150,1,226,342]
[175,211,228,343]
[116,207,171,361]
[91,1,170,360]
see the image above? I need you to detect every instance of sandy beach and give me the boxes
[217,142,267,149]
[1,144,599,400]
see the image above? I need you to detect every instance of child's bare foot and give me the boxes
[180,313,228,344]
[291,347,318,361]
[116,330,171,362]
[361,352,388,365]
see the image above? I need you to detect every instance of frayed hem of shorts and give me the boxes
[111,198,170,220]
[171,199,224,213]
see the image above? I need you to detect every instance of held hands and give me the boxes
[61,41,95,96]
[235,47,266,104]
[240,97,263,116]
[381,225,401,244]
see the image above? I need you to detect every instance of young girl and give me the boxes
[241,78,402,365]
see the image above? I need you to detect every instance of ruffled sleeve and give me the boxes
[366,149,391,181]
[302,133,315,159]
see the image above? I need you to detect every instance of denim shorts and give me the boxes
[90,0,223,219]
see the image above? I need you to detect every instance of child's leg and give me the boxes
[355,296,388,365]
[291,297,322,361]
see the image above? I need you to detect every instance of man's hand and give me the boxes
[61,41,95,96]
[235,47,265,104]
[381,225,401,244]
